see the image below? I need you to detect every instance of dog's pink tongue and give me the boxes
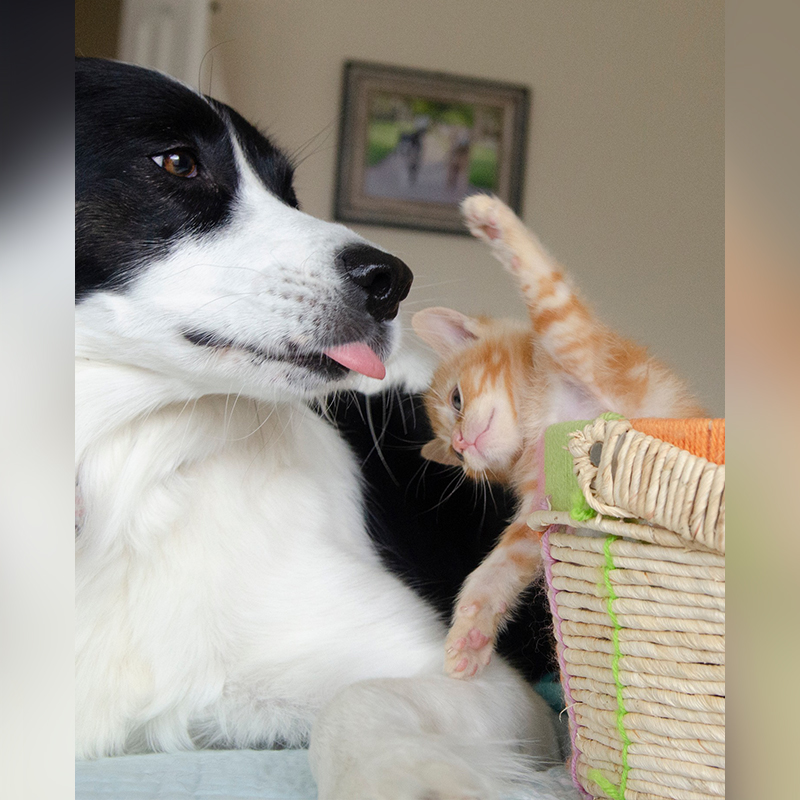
[324,342,386,380]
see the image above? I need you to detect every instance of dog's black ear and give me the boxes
[75,57,126,99]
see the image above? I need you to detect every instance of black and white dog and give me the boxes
[75,58,558,798]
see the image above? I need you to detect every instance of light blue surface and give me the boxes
[76,750,317,800]
[76,749,582,800]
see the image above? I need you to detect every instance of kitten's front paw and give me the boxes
[461,194,504,242]
[444,602,503,680]
[460,195,524,271]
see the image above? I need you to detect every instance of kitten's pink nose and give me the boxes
[453,411,495,457]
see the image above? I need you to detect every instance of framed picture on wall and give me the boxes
[334,61,530,235]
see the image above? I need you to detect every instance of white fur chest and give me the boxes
[75,383,381,753]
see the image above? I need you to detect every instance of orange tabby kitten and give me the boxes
[412,195,704,679]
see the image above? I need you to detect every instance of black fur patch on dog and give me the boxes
[329,390,557,683]
[75,58,297,301]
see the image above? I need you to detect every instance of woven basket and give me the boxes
[530,417,725,800]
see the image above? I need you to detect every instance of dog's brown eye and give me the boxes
[152,150,198,178]
[450,386,462,412]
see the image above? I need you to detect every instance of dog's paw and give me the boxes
[444,602,503,680]
[334,755,494,800]
[399,759,490,800]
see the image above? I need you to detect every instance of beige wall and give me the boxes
[149,1,728,415]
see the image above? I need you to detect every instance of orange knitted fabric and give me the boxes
[628,418,725,465]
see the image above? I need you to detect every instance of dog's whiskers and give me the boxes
[364,397,399,487]
[288,123,337,169]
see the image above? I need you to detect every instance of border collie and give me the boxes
[75,58,558,798]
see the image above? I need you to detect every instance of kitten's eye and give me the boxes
[450,386,462,412]
[151,150,198,178]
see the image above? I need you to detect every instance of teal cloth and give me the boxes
[535,672,566,714]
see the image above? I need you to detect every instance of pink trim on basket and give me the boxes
[541,525,592,800]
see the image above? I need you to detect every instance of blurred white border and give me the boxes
[0,131,75,796]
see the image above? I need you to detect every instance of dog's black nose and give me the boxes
[337,244,413,322]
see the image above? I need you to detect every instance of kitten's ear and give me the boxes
[421,439,462,467]
[411,307,482,357]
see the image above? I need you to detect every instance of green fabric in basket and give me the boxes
[543,414,624,521]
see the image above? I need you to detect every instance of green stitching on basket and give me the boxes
[587,535,631,800]
[588,770,624,800]
[569,497,595,522]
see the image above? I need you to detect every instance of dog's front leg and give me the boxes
[309,664,558,800]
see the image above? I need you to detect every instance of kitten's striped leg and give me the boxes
[444,518,542,680]
[462,194,613,396]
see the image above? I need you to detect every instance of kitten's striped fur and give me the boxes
[412,195,704,679]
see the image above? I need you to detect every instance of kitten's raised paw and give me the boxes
[461,194,504,242]
[460,195,525,270]
[444,604,501,680]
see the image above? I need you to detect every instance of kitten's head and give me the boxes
[412,307,531,484]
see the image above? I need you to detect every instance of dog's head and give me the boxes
[75,58,413,400]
